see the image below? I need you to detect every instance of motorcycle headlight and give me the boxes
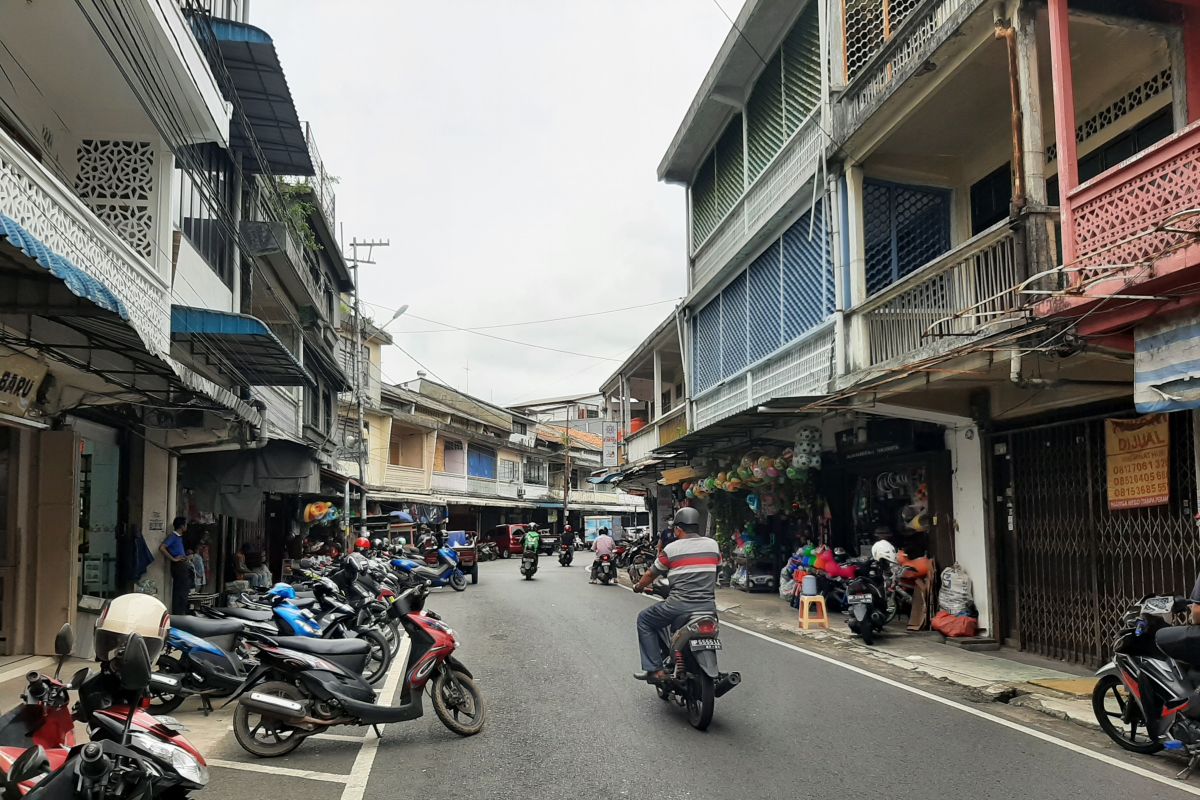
[130,733,209,787]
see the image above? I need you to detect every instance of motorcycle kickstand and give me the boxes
[1178,754,1199,781]
[372,724,384,739]
[200,695,214,716]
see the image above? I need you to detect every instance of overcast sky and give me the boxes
[252,1,733,406]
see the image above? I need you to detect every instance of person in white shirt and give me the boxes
[589,528,615,583]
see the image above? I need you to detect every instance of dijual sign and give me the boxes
[0,353,47,417]
[1105,414,1170,510]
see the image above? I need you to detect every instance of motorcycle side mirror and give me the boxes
[52,623,74,680]
[119,634,153,693]
[6,746,49,794]
[70,666,94,690]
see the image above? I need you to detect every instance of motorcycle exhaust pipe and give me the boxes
[239,691,310,722]
[714,671,741,698]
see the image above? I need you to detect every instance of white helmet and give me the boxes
[871,540,898,564]
[94,593,169,664]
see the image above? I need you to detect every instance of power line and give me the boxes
[389,341,453,388]
[400,314,623,361]
[360,297,681,333]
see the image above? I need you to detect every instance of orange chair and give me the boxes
[798,595,829,630]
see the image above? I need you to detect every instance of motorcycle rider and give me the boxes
[1156,573,1200,663]
[522,523,542,568]
[631,507,719,682]
[590,527,615,583]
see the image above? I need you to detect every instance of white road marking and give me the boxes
[340,637,409,800]
[207,758,349,784]
[311,733,368,744]
[620,583,1200,797]
[0,657,52,685]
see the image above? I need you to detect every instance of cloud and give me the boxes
[253,0,732,405]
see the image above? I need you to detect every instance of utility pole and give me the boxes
[562,408,571,539]
[347,237,390,539]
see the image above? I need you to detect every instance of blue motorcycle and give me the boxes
[201,583,392,684]
[391,545,468,592]
[149,615,250,714]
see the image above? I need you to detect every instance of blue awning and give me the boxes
[171,306,313,387]
[206,19,312,177]
[0,213,127,318]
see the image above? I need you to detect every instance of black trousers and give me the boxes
[170,563,191,615]
[1157,624,1200,666]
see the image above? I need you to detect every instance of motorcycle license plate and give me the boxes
[847,593,873,604]
[690,638,722,650]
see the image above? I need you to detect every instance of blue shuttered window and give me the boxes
[863,180,951,296]
[690,115,744,247]
[467,445,497,479]
[693,205,832,394]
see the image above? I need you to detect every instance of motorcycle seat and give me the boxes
[414,566,449,580]
[291,597,317,610]
[221,606,274,623]
[271,636,370,656]
[171,615,245,639]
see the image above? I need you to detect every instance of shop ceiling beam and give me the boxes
[857,402,975,428]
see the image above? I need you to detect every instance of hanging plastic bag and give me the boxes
[939,563,974,615]
[779,566,795,600]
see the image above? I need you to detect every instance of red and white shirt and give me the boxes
[651,536,720,604]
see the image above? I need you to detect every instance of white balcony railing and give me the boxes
[691,114,825,293]
[466,477,499,497]
[384,464,426,493]
[0,127,171,355]
[626,427,658,464]
[431,472,467,495]
[693,322,836,432]
[853,219,1023,370]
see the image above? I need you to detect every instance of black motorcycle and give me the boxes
[558,542,573,567]
[594,553,616,585]
[845,558,890,645]
[1092,595,1200,777]
[520,548,539,580]
[642,580,739,731]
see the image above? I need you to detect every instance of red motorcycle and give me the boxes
[0,628,208,797]
[595,553,617,585]
[230,582,485,757]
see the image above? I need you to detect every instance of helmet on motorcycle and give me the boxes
[268,583,297,600]
[372,538,383,549]
[871,540,899,564]
[354,536,371,552]
[672,507,701,535]
[564,525,572,533]
[94,593,169,664]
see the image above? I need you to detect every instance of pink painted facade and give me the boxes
[1043,0,1200,333]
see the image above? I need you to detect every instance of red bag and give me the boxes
[931,610,978,638]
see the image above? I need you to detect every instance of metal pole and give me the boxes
[562,409,571,536]
[351,247,366,534]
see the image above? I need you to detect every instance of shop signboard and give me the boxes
[602,422,618,467]
[0,353,47,417]
[1105,414,1170,510]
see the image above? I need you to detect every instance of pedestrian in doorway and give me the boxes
[160,517,190,615]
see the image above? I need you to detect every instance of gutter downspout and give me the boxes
[674,306,692,432]
[996,15,1027,214]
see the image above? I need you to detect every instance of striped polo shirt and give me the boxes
[652,535,720,605]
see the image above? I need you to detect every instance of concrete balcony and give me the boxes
[281,122,337,232]
[1066,122,1200,292]
[847,216,1040,373]
[690,114,824,297]
[625,426,658,465]
[0,126,171,355]
[693,321,835,432]
[431,472,467,495]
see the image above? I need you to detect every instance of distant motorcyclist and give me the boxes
[632,508,719,683]
[523,523,542,562]
[561,524,576,550]
[590,527,615,584]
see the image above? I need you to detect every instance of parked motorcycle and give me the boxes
[520,548,539,580]
[1092,595,1200,776]
[595,553,616,586]
[558,542,573,567]
[391,545,468,592]
[229,583,484,757]
[148,615,251,713]
[642,579,739,731]
[845,558,890,645]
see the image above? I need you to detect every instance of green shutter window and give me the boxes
[713,114,745,220]
[783,3,821,135]
[746,51,786,181]
[691,155,719,245]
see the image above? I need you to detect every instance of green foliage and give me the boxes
[277,181,321,252]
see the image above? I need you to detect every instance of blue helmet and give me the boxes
[268,582,297,600]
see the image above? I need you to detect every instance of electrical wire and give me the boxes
[360,298,681,333]
[400,314,623,361]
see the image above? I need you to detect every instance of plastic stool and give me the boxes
[798,595,829,630]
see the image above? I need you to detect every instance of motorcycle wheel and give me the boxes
[600,574,611,585]
[360,628,392,685]
[381,620,401,659]
[450,573,468,592]
[501,549,511,559]
[859,620,875,646]
[656,682,671,702]
[148,653,187,714]
[685,674,715,731]
[232,681,307,757]
[431,669,486,736]
[471,564,479,584]
[1092,673,1163,754]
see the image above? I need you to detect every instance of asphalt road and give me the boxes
[345,558,1200,800]
[195,557,1200,800]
